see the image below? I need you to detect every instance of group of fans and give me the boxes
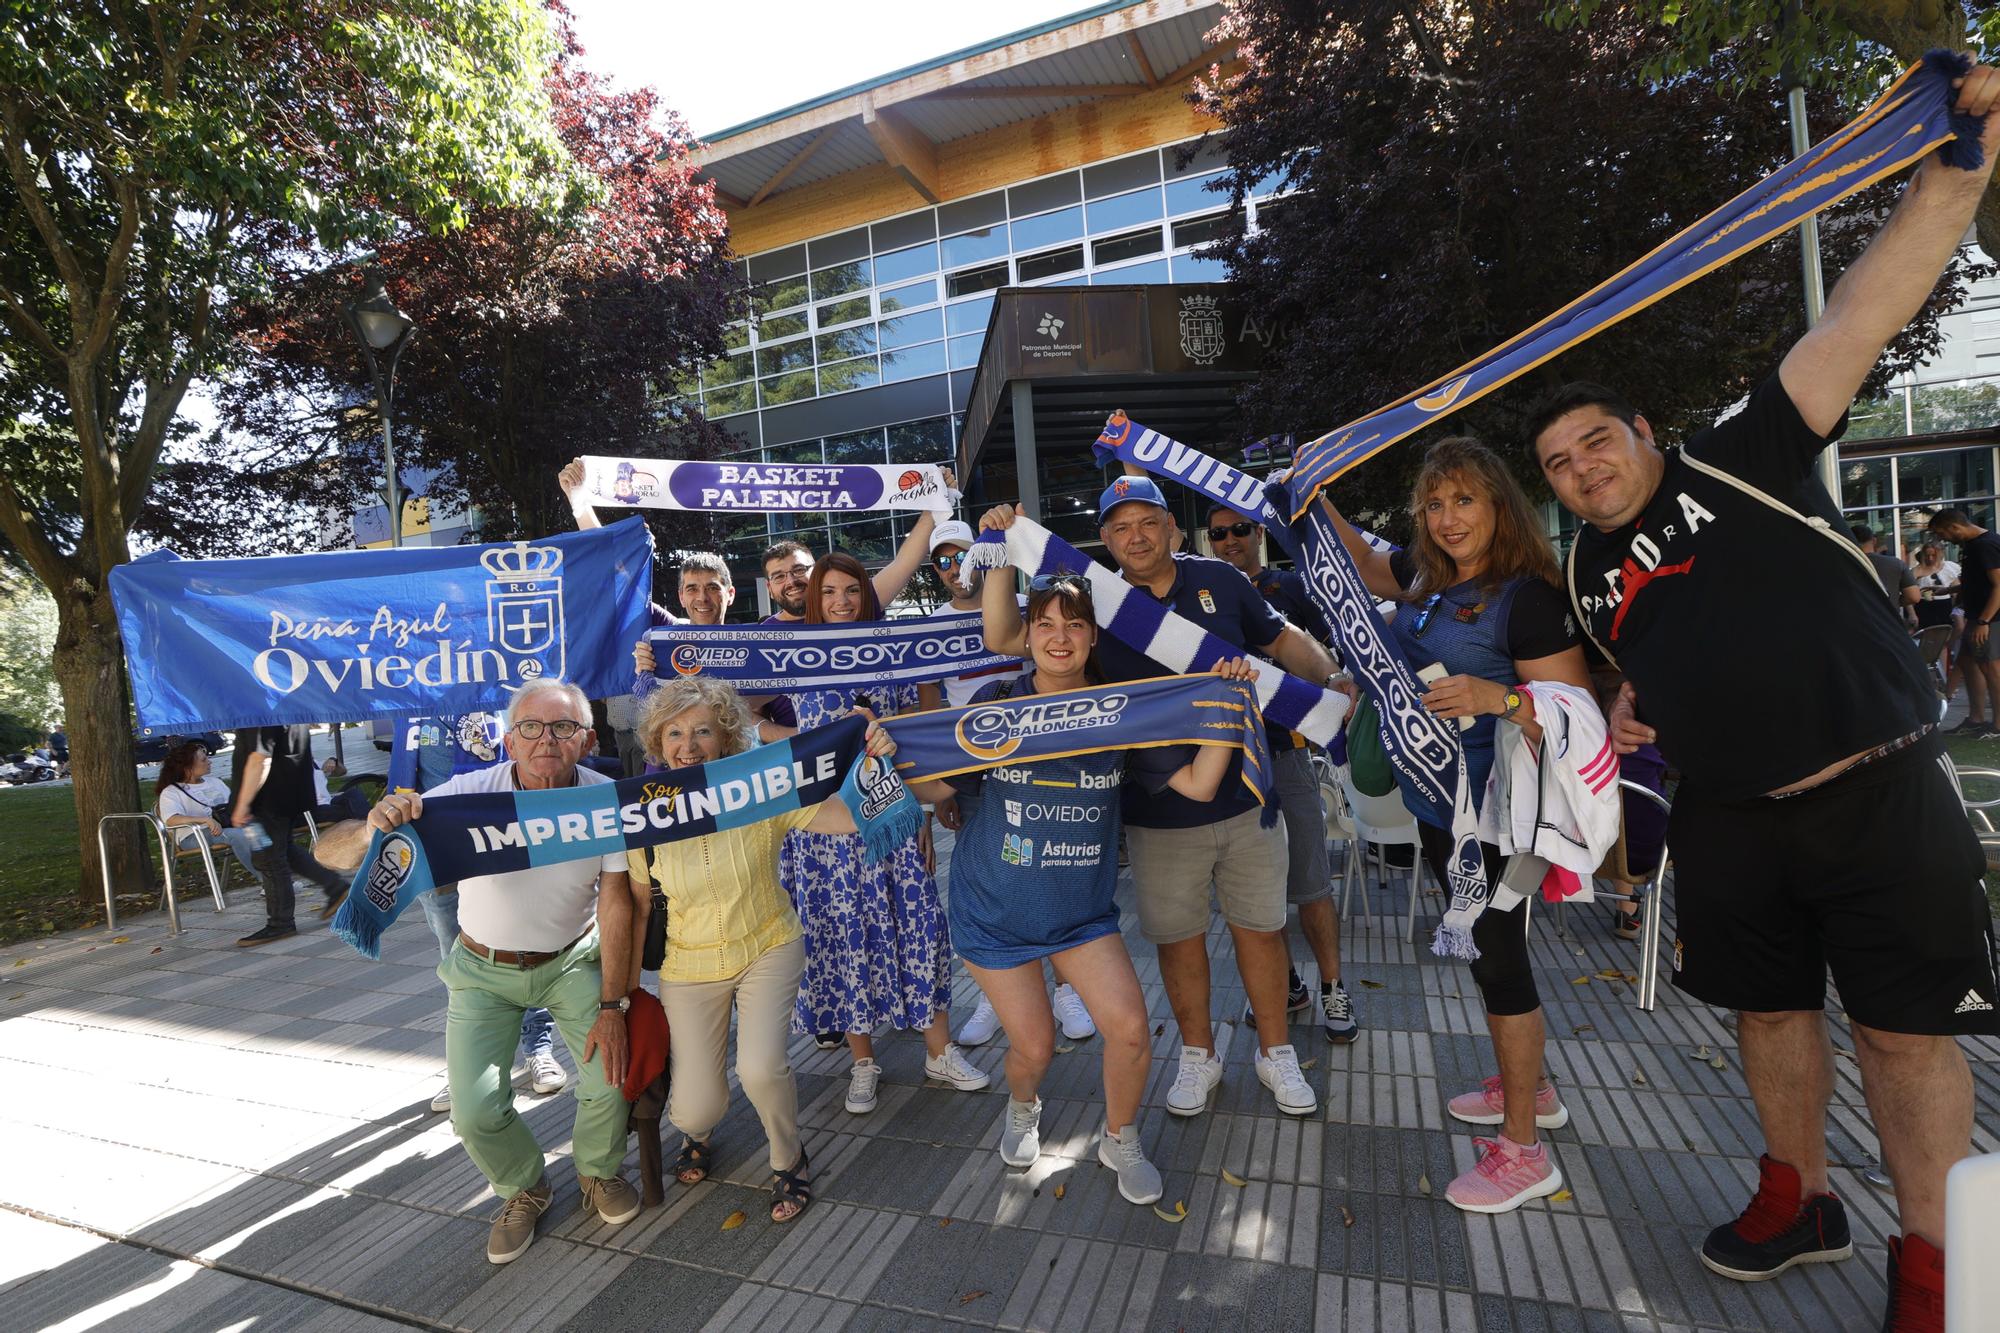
[162,59,2000,1333]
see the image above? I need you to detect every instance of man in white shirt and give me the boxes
[348,679,650,1265]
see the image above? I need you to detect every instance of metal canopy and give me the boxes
[956,283,1289,518]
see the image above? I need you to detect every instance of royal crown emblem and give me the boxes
[482,542,566,674]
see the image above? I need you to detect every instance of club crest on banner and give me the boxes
[364,833,417,912]
[482,543,565,680]
[1179,294,1226,366]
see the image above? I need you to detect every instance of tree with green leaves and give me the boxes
[0,0,589,903]
[201,5,742,561]
[1192,0,1984,533]
[1550,1,2000,257]
[0,571,60,752]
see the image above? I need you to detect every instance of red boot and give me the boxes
[1880,1233,1945,1333]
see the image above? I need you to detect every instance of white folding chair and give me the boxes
[1334,764,1429,941]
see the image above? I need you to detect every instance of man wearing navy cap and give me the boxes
[982,475,1338,1119]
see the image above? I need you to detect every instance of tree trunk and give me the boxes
[53,577,146,908]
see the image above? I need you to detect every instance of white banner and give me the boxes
[579,456,955,514]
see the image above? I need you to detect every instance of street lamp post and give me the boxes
[342,268,417,547]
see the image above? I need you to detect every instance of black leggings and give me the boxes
[1416,823,1540,1016]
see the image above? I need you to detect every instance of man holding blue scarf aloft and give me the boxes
[323,679,649,1266]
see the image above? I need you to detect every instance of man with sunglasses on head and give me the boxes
[330,679,650,1266]
[1205,503,1357,1046]
[984,476,1339,1120]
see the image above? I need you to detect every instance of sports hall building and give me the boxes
[687,0,2000,613]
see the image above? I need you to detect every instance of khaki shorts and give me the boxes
[1126,806,1289,943]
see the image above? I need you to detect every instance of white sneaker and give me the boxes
[924,1043,992,1091]
[1255,1043,1318,1116]
[1052,984,1096,1041]
[527,1052,567,1095]
[1000,1097,1042,1167]
[1097,1124,1164,1204]
[1165,1045,1223,1117]
[957,995,1001,1047]
[845,1057,881,1113]
[429,1082,452,1113]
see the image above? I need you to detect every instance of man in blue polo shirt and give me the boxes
[1206,502,1356,1046]
[982,476,1338,1119]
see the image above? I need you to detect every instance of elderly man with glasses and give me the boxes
[335,678,649,1265]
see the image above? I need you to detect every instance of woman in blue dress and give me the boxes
[905,571,1250,1206]
[771,551,991,1114]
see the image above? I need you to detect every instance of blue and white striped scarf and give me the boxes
[962,516,1349,749]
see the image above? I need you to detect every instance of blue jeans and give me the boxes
[417,888,554,1058]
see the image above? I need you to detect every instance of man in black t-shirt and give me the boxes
[230,724,347,947]
[1927,508,2000,738]
[1850,525,1920,612]
[1526,63,1997,1329]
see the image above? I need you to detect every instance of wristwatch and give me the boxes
[1500,688,1525,719]
[599,996,630,1013]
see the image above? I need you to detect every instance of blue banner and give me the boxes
[110,519,655,734]
[1279,52,1986,517]
[334,714,918,958]
[645,611,1018,693]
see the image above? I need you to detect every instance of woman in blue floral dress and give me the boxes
[774,552,990,1113]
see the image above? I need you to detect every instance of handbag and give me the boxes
[1347,696,1397,798]
[641,884,667,972]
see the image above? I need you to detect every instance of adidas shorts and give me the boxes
[1666,732,2000,1035]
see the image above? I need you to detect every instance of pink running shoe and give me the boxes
[1446,1136,1564,1214]
[1446,1075,1569,1129]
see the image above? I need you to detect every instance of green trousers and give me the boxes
[440,933,629,1198]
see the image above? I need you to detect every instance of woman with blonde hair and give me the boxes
[628,675,894,1223]
[1319,434,1594,1214]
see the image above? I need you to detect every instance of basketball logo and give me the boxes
[898,470,922,492]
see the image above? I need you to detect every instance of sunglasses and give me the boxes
[1029,573,1089,592]
[511,719,586,741]
[1207,521,1257,543]
[1411,592,1444,638]
[933,552,968,572]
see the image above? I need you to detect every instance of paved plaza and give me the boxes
[2,832,1996,1332]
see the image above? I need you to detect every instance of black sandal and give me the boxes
[673,1137,713,1186]
[769,1149,812,1223]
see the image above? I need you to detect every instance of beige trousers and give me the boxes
[659,935,807,1173]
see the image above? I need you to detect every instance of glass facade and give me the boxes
[1840,440,2000,557]
[690,137,1298,613]
[690,139,1281,427]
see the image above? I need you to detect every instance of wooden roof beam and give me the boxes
[861,103,939,204]
[746,124,838,208]
[1159,41,1236,89]
[1122,30,1160,87]
[921,82,1144,101]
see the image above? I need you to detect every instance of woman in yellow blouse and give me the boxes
[629,676,894,1223]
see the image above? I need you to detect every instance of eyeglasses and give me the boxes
[1207,522,1257,543]
[933,552,967,572]
[511,719,586,741]
[1029,572,1089,592]
[1411,592,1444,638]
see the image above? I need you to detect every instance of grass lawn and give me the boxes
[0,768,383,946]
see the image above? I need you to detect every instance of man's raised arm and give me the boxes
[1781,62,1999,435]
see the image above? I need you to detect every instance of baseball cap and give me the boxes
[1097,474,1171,521]
[929,519,976,553]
